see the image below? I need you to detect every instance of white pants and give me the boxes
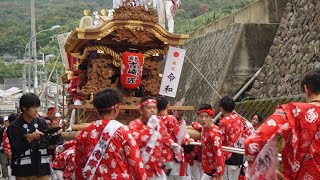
[52,170,63,180]
[68,99,82,131]
[157,0,174,33]
[149,170,167,180]
[201,173,212,180]
[189,161,203,180]
[153,0,158,8]
[113,0,123,8]
[164,161,186,180]
[8,166,15,180]
[223,165,241,180]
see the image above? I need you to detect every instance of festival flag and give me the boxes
[247,135,279,180]
[159,46,186,97]
[177,118,187,145]
[56,32,71,70]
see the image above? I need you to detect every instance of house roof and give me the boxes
[0,87,22,98]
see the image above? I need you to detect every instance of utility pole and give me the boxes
[39,67,44,111]
[39,67,42,90]
[40,53,45,91]
[31,0,39,95]
[22,65,27,94]
[54,69,59,108]
[27,48,31,93]
[44,58,48,110]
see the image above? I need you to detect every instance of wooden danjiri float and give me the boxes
[61,5,201,140]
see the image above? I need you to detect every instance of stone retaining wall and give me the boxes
[249,0,320,98]
[173,23,278,120]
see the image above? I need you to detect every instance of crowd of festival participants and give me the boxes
[0,68,320,179]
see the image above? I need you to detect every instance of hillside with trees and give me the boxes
[0,0,255,82]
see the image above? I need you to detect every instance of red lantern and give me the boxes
[120,49,144,89]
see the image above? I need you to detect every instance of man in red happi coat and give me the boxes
[156,96,188,179]
[129,96,182,179]
[75,88,147,180]
[219,96,252,179]
[245,68,320,179]
[196,104,224,180]
[52,140,76,180]
[67,62,88,131]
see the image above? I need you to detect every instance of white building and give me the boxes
[0,87,22,116]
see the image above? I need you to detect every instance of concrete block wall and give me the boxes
[189,0,288,38]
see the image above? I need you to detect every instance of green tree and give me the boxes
[0,0,256,56]
[0,58,24,83]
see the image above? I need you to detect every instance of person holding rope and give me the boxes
[74,88,147,179]
[128,96,182,179]
[196,104,224,180]
[245,68,320,179]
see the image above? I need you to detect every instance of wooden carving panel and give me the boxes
[79,57,115,98]
[113,6,158,23]
[142,58,161,96]
[111,28,156,45]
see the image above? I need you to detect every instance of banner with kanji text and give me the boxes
[247,135,279,180]
[159,46,186,97]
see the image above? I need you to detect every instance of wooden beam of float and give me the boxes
[61,131,80,141]
[69,104,194,111]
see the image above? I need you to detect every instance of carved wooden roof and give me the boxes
[65,6,189,54]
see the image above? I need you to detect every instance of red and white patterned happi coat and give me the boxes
[52,145,75,180]
[201,124,225,176]
[220,113,249,159]
[2,129,11,156]
[129,118,174,177]
[186,122,202,166]
[75,119,147,180]
[245,102,320,179]
[159,115,186,161]
[68,76,84,102]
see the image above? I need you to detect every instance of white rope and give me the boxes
[39,52,61,101]
[183,50,256,122]
[184,55,222,99]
